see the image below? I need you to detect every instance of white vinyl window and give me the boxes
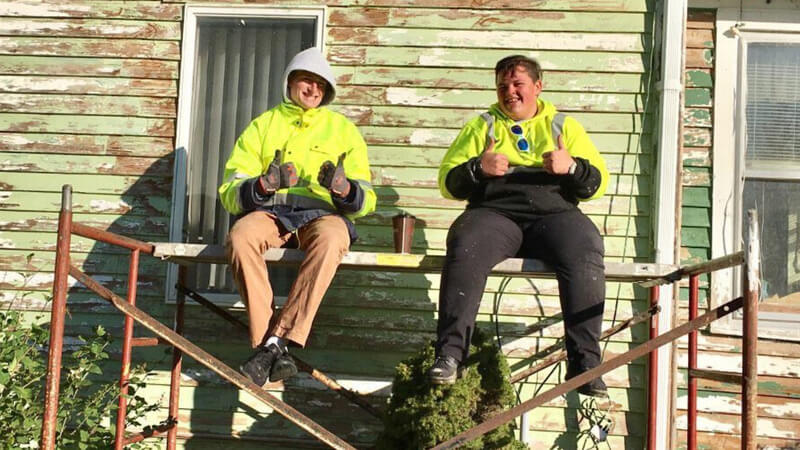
[168,6,324,303]
[712,9,800,340]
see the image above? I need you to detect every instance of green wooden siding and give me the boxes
[1,1,659,448]
[677,8,800,448]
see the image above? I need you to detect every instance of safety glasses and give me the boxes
[509,124,530,152]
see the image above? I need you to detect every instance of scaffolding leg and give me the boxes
[648,285,660,450]
[114,249,141,449]
[40,185,73,450]
[167,265,187,450]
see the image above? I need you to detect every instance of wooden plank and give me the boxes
[674,410,799,439]
[0,132,174,157]
[0,210,169,235]
[685,87,712,107]
[687,28,714,49]
[335,106,646,131]
[681,206,711,228]
[0,113,174,137]
[683,107,712,128]
[0,37,181,60]
[0,55,178,79]
[0,1,182,20]
[330,47,648,72]
[686,69,712,88]
[683,127,712,147]
[1,17,181,40]
[328,7,648,32]
[328,27,645,51]
[152,244,674,281]
[0,190,170,215]
[0,152,172,176]
[682,147,711,168]
[687,9,716,29]
[0,93,175,118]
[0,75,176,97]
[686,48,713,68]
[171,0,651,12]
[681,166,711,187]
[0,248,166,275]
[678,350,800,379]
[0,173,170,196]
[334,66,647,92]
[336,86,644,112]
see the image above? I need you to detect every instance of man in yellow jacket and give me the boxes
[429,55,609,397]
[218,48,376,386]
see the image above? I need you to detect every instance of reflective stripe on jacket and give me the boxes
[218,101,376,220]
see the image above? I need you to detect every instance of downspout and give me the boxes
[653,1,686,450]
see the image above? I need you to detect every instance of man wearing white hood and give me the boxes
[218,48,376,386]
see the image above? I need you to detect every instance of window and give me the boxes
[711,9,800,340]
[168,6,324,303]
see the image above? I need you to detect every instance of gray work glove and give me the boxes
[257,150,297,195]
[318,152,351,198]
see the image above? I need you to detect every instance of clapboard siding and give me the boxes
[0,0,658,447]
[676,8,800,449]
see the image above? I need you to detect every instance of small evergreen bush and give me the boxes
[0,310,159,449]
[378,330,527,449]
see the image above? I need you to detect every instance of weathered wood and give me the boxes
[686,48,713,68]
[152,243,674,282]
[674,410,799,439]
[0,1,183,20]
[0,113,174,137]
[686,28,714,49]
[687,9,716,29]
[0,152,172,176]
[170,0,650,12]
[0,37,181,60]
[336,85,644,112]
[0,93,176,118]
[334,66,647,92]
[329,46,647,72]
[682,146,711,167]
[0,173,170,196]
[328,7,648,32]
[0,133,174,157]
[685,69,712,88]
[0,75,176,97]
[0,55,178,79]
[0,190,170,215]
[0,211,169,235]
[329,27,645,51]
[683,107,712,128]
[2,18,181,40]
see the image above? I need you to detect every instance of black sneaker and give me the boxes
[269,351,298,382]
[566,365,608,397]
[428,355,459,385]
[240,344,282,387]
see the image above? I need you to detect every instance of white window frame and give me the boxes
[166,5,326,303]
[711,7,800,340]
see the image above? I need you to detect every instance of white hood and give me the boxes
[282,47,337,106]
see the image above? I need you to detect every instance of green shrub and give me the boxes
[378,330,527,450]
[0,310,160,449]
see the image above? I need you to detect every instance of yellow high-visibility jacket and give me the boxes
[218,101,376,222]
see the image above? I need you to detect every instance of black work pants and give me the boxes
[435,207,605,370]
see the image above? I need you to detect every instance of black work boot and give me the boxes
[428,355,459,385]
[240,344,282,387]
[269,350,298,382]
[566,364,608,398]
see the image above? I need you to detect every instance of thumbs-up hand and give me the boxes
[318,152,351,198]
[479,138,509,177]
[257,150,298,195]
[542,135,575,175]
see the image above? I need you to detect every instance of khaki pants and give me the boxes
[225,211,350,348]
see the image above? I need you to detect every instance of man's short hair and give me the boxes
[495,55,542,82]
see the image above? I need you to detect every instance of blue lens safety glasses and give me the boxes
[509,124,530,152]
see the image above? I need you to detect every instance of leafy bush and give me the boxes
[0,310,160,449]
[377,330,527,450]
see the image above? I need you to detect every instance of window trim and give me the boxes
[711,7,800,340]
[166,5,326,302]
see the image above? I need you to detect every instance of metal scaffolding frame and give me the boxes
[39,185,760,449]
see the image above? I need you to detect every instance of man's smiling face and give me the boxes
[496,65,543,121]
[288,70,328,110]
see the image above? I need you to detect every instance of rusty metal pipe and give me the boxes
[40,185,73,450]
[114,249,140,450]
[742,210,759,450]
[648,285,660,450]
[688,274,699,450]
[430,296,745,450]
[68,263,355,449]
[511,305,660,384]
[72,222,154,254]
[167,266,187,450]
[121,421,176,446]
